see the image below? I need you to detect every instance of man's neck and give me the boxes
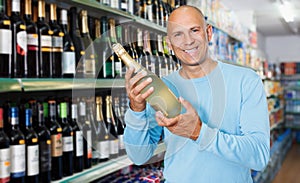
[179,58,217,79]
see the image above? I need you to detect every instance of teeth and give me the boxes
[184,47,197,53]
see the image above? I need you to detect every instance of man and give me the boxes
[123,5,270,182]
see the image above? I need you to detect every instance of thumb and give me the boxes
[179,97,192,110]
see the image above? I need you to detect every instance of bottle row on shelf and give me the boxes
[0,92,129,183]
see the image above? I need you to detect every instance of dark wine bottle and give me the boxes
[59,102,74,176]
[0,0,12,78]
[95,96,109,162]
[9,107,26,183]
[0,108,10,183]
[79,98,92,169]
[24,0,39,78]
[149,31,161,76]
[80,10,95,78]
[46,100,63,180]
[36,0,53,78]
[49,3,63,78]
[34,103,51,183]
[60,9,75,78]
[105,95,119,159]
[88,97,99,166]
[157,34,168,77]
[10,0,27,78]
[70,103,83,173]
[24,109,39,183]
[69,7,85,78]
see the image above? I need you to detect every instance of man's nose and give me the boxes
[183,33,195,45]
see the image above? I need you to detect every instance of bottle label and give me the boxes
[75,131,83,156]
[17,31,27,55]
[27,34,38,51]
[102,0,110,5]
[41,35,52,51]
[10,144,25,178]
[51,134,63,157]
[27,145,39,176]
[40,142,51,172]
[98,141,109,159]
[86,130,92,159]
[146,5,153,22]
[85,58,95,77]
[63,136,73,152]
[118,134,125,150]
[62,52,76,74]
[104,58,113,78]
[0,29,12,54]
[109,139,119,155]
[111,0,119,8]
[121,2,128,10]
[0,148,10,181]
[52,36,63,50]
[115,61,122,76]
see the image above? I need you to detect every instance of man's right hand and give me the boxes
[125,67,154,112]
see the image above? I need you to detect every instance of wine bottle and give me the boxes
[49,3,63,78]
[69,7,85,78]
[10,0,27,78]
[60,9,75,78]
[59,102,73,176]
[105,95,119,159]
[46,100,63,180]
[79,98,92,169]
[24,0,39,78]
[157,34,168,77]
[32,103,51,183]
[107,18,117,78]
[36,0,53,78]
[24,109,39,183]
[113,96,126,156]
[95,96,109,162]
[112,43,182,118]
[0,108,10,183]
[0,0,12,78]
[9,107,26,183]
[80,10,95,78]
[149,31,161,76]
[70,103,83,173]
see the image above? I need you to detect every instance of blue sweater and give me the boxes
[124,61,270,183]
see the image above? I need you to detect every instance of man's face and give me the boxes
[167,8,211,66]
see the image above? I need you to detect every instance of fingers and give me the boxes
[156,111,178,127]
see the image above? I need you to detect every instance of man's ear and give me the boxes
[206,24,213,42]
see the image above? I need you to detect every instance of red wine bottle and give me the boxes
[0,0,12,78]
[9,107,26,183]
[24,109,39,183]
[10,0,27,78]
[0,108,10,183]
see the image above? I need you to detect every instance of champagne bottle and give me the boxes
[149,31,161,76]
[112,43,181,118]
[0,0,12,78]
[59,102,73,176]
[70,103,83,173]
[113,96,126,156]
[105,95,119,159]
[0,108,10,183]
[24,109,39,183]
[36,0,53,78]
[24,0,39,78]
[157,34,168,77]
[46,100,63,180]
[60,9,75,78]
[9,107,26,183]
[96,96,109,163]
[69,7,85,78]
[34,103,51,183]
[10,0,27,78]
[49,3,63,78]
[80,10,95,78]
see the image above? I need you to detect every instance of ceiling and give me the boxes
[221,0,300,37]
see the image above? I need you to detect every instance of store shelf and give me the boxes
[0,78,22,92]
[54,142,166,183]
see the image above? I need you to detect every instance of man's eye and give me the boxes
[192,29,199,33]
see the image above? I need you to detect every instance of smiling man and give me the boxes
[123,5,270,183]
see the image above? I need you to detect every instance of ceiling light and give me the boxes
[278,1,295,22]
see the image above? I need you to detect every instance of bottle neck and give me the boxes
[60,9,68,32]
[38,0,45,19]
[71,104,78,121]
[49,102,57,121]
[11,0,20,13]
[60,103,67,123]
[81,11,89,34]
[50,4,57,22]
[0,0,6,14]
[25,109,32,127]
[24,0,32,16]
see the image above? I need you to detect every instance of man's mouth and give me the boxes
[184,47,198,54]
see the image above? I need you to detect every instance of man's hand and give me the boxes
[155,97,202,140]
[125,67,154,112]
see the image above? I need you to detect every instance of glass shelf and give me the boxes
[53,143,166,183]
[0,78,22,92]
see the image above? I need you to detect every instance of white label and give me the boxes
[147,5,153,22]
[118,135,125,150]
[62,52,76,74]
[63,136,73,152]
[111,0,119,8]
[109,139,119,155]
[0,148,10,179]
[121,2,128,10]
[27,34,38,46]
[27,145,39,176]
[17,31,27,52]
[41,35,52,47]
[10,144,25,177]
[85,58,95,76]
[75,131,83,156]
[52,36,63,48]
[0,29,12,54]
[98,141,109,159]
